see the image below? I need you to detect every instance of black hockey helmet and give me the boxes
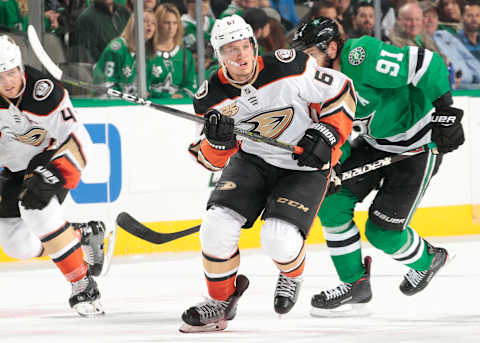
[291,17,342,54]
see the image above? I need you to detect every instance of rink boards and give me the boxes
[0,95,479,262]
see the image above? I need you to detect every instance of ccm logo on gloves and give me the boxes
[34,166,61,184]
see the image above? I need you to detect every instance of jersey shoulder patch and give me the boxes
[274,49,296,63]
[195,80,209,100]
[33,79,55,101]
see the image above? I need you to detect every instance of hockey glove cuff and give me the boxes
[293,123,339,169]
[431,107,465,154]
[203,109,237,150]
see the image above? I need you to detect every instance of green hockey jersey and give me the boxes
[181,14,215,52]
[148,46,198,99]
[93,37,138,95]
[340,36,450,154]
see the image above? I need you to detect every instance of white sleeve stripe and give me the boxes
[412,50,433,86]
[407,46,418,84]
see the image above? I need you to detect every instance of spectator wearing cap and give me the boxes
[243,8,270,55]
[260,7,288,52]
[421,0,480,89]
[457,0,480,62]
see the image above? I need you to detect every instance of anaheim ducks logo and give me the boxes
[16,127,47,146]
[240,106,294,139]
[215,181,237,190]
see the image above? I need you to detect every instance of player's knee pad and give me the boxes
[261,218,303,263]
[20,197,66,237]
[0,218,42,259]
[318,189,358,227]
[200,206,246,258]
[365,218,404,253]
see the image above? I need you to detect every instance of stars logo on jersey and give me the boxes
[110,40,122,51]
[33,79,54,101]
[152,65,163,78]
[275,49,296,63]
[240,106,294,139]
[348,47,366,66]
[122,66,133,78]
[150,73,177,95]
[352,113,374,136]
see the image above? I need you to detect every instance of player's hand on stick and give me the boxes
[19,152,65,210]
[431,107,465,154]
[293,123,339,169]
[203,109,237,150]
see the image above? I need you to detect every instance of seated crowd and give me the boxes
[1,0,479,97]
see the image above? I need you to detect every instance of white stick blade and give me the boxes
[27,25,63,80]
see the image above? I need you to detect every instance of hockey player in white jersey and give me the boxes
[181,15,356,332]
[0,35,106,316]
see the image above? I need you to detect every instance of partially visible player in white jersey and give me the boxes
[0,35,107,316]
[181,15,356,332]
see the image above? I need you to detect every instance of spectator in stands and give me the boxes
[271,0,300,30]
[335,0,353,33]
[347,1,375,38]
[93,10,158,95]
[389,1,440,53]
[72,0,130,63]
[457,0,480,62]
[438,0,464,34]
[182,0,214,53]
[210,0,230,18]
[45,1,89,49]
[150,3,197,99]
[258,0,271,7]
[0,0,24,31]
[219,0,257,19]
[126,0,160,12]
[421,0,480,89]
[307,0,338,21]
[381,0,416,37]
[160,0,187,15]
[261,7,288,51]
[243,8,270,55]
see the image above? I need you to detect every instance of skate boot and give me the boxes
[311,256,372,317]
[399,243,449,296]
[179,274,249,333]
[274,273,303,315]
[72,221,106,277]
[69,273,104,317]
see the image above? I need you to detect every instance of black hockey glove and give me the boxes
[203,109,236,150]
[325,163,342,196]
[293,123,339,169]
[431,107,465,154]
[20,151,65,210]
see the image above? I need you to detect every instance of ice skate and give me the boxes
[69,274,104,317]
[179,274,249,333]
[72,221,117,277]
[311,256,372,317]
[399,243,451,296]
[274,273,303,316]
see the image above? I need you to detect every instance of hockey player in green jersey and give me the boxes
[291,17,465,316]
[93,10,158,95]
[150,3,197,99]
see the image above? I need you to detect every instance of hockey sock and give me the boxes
[365,219,433,270]
[323,221,364,283]
[274,243,306,278]
[41,222,87,282]
[202,249,240,301]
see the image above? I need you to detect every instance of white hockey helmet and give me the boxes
[210,15,256,55]
[0,35,22,73]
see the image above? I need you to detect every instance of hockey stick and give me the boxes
[116,212,200,244]
[27,25,303,155]
[340,143,438,181]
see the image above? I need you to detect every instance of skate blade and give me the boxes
[73,300,105,317]
[310,303,371,318]
[99,224,118,278]
[179,320,228,333]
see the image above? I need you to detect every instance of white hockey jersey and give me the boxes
[0,66,92,189]
[191,49,356,172]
